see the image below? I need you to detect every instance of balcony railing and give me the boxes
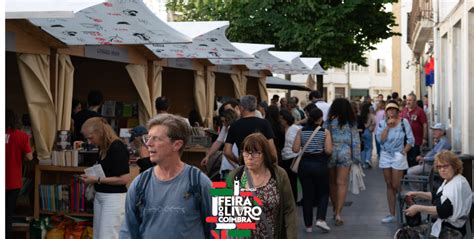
[407,0,433,45]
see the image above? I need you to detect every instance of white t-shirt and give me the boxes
[281,124,302,160]
[216,127,238,172]
[315,100,331,121]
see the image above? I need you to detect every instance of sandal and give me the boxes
[335,217,344,226]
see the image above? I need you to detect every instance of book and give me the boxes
[55,130,72,150]
[84,164,106,178]
[101,100,116,117]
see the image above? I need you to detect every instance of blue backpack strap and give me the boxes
[188,166,210,238]
[134,168,153,225]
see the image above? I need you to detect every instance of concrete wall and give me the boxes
[433,1,474,153]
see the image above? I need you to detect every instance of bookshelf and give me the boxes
[34,165,92,219]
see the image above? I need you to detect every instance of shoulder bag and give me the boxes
[290,126,321,173]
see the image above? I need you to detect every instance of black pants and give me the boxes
[298,157,329,227]
[280,158,298,202]
[6,189,19,239]
[407,145,421,168]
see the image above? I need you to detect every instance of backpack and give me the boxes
[134,166,209,238]
[205,151,223,181]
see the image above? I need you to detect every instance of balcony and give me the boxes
[407,0,434,55]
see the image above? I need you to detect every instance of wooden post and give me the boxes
[49,48,58,105]
[147,60,154,116]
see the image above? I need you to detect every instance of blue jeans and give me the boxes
[361,128,373,164]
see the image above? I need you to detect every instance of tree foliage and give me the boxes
[167,0,399,68]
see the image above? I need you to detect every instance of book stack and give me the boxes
[51,150,79,167]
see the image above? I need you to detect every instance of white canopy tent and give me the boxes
[6,0,106,19]
[146,22,252,59]
[266,76,311,91]
[208,42,275,67]
[28,0,191,45]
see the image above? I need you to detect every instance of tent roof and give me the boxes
[168,21,228,39]
[207,43,274,66]
[231,43,275,55]
[300,57,322,69]
[312,63,327,75]
[28,0,191,45]
[266,76,311,91]
[6,0,105,19]
[146,22,252,59]
[268,51,302,63]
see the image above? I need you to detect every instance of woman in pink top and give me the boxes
[374,100,386,159]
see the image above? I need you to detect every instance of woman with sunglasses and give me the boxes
[404,151,472,238]
[227,133,297,239]
[80,117,130,239]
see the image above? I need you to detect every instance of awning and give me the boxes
[266,76,311,91]
[146,22,252,59]
[6,0,105,19]
[28,0,191,45]
[208,43,274,67]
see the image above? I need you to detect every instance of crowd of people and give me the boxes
[6,89,472,239]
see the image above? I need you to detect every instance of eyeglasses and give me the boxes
[242,151,262,158]
[142,135,172,144]
[436,164,451,170]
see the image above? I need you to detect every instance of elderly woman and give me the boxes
[80,117,130,239]
[323,98,361,226]
[405,151,472,238]
[376,100,415,223]
[228,133,297,239]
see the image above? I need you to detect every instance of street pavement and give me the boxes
[295,167,399,239]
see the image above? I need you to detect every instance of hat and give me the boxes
[385,102,400,111]
[130,126,148,142]
[431,123,445,132]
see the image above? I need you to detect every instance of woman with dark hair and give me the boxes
[279,109,301,202]
[360,103,376,168]
[6,109,33,239]
[266,105,285,163]
[228,133,297,239]
[80,117,131,239]
[376,100,414,223]
[293,108,333,233]
[323,98,361,226]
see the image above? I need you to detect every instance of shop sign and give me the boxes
[85,45,129,63]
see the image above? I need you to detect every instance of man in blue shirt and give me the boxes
[407,123,451,175]
[120,114,212,239]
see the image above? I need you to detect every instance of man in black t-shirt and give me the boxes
[224,95,277,165]
[73,90,103,141]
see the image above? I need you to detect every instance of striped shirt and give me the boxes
[300,126,325,153]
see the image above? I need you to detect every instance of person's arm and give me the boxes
[224,143,239,165]
[278,168,297,239]
[424,139,451,162]
[324,129,332,155]
[406,191,433,200]
[422,123,428,146]
[119,178,139,239]
[201,140,224,166]
[405,204,438,217]
[292,129,302,153]
[351,125,362,164]
[402,119,414,154]
[25,152,33,161]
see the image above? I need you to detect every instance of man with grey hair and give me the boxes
[120,113,212,239]
[224,95,277,164]
[401,92,428,167]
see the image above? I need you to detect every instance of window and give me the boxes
[377,59,386,73]
[335,87,345,99]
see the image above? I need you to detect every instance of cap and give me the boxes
[431,123,445,132]
[385,102,400,111]
[130,126,148,142]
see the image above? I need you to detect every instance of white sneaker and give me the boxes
[305,227,312,233]
[315,221,331,232]
[381,215,396,223]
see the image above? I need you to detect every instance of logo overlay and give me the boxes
[207,180,262,238]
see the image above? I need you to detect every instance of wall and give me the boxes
[215,72,235,99]
[161,67,195,118]
[246,76,260,102]
[6,52,29,115]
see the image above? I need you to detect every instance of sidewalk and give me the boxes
[296,167,399,239]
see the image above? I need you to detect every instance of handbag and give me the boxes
[290,126,321,173]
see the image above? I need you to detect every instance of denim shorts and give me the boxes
[328,150,353,168]
[379,151,409,170]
